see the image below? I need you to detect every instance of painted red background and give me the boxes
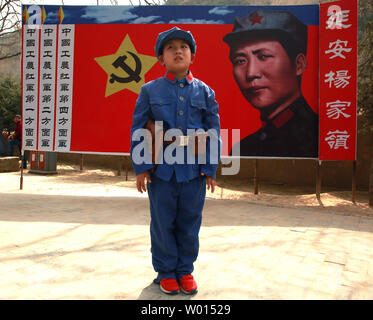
[71,23,319,156]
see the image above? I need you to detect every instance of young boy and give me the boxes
[130,27,220,295]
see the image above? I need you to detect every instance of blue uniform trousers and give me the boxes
[147,172,206,281]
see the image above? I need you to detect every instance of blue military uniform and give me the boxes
[130,58,220,280]
[231,96,318,157]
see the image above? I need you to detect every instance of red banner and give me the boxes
[319,0,358,160]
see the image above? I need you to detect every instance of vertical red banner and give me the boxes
[319,0,358,160]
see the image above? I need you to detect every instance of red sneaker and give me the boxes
[179,274,198,295]
[159,278,180,295]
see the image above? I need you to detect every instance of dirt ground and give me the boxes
[3,163,371,217]
[1,163,373,300]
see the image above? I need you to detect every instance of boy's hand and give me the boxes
[136,171,152,193]
[200,173,216,193]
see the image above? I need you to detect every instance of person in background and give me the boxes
[8,114,27,168]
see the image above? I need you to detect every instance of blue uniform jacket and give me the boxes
[130,71,221,183]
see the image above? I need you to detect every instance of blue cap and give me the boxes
[155,27,196,57]
[223,9,307,54]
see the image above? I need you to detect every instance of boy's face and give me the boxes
[158,39,195,77]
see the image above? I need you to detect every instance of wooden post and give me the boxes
[20,152,24,190]
[254,159,258,195]
[219,159,224,199]
[370,151,373,207]
[352,160,356,203]
[370,168,373,207]
[125,156,129,181]
[316,160,322,200]
[80,154,84,171]
[117,156,122,176]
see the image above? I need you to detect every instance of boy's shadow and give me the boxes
[137,282,196,300]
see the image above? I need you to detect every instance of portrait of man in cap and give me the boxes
[223,9,318,158]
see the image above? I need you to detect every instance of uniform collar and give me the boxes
[261,104,296,129]
[165,70,194,84]
[261,95,311,129]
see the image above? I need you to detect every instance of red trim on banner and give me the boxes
[319,0,358,160]
[36,27,42,150]
[53,24,59,151]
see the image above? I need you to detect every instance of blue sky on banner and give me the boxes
[22,4,319,26]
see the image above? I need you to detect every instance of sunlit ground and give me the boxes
[1,164,373,299]
[1,163,371,217]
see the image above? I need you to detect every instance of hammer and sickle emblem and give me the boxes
[110,51,142,84]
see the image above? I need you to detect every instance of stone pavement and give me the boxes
[0,167,373,300]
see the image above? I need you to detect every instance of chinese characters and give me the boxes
[38,25,57,151]
[22,23,75,152]
[22,26,39,149]
[55,25,74,151]
[320,0,357,157]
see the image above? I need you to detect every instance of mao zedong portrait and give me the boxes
[223,9,318,158]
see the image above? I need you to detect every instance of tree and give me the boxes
[0,77,21,131]
[358,0,373,39]
[0,0,21,64]
[0,0,21,36]
[356,1,373,206]
[358,21,373,206]
[358,26,373,133]
[0,1,22,134]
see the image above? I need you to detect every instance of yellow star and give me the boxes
[95,34,158,97]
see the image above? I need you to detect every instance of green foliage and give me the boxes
[358,21,373,133]
[0,77,21,131]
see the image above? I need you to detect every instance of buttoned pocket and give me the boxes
[190,98,207,111]
[189,98,206,127]
[150,97,174,120]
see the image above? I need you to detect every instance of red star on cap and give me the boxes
[249,12,263,25]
